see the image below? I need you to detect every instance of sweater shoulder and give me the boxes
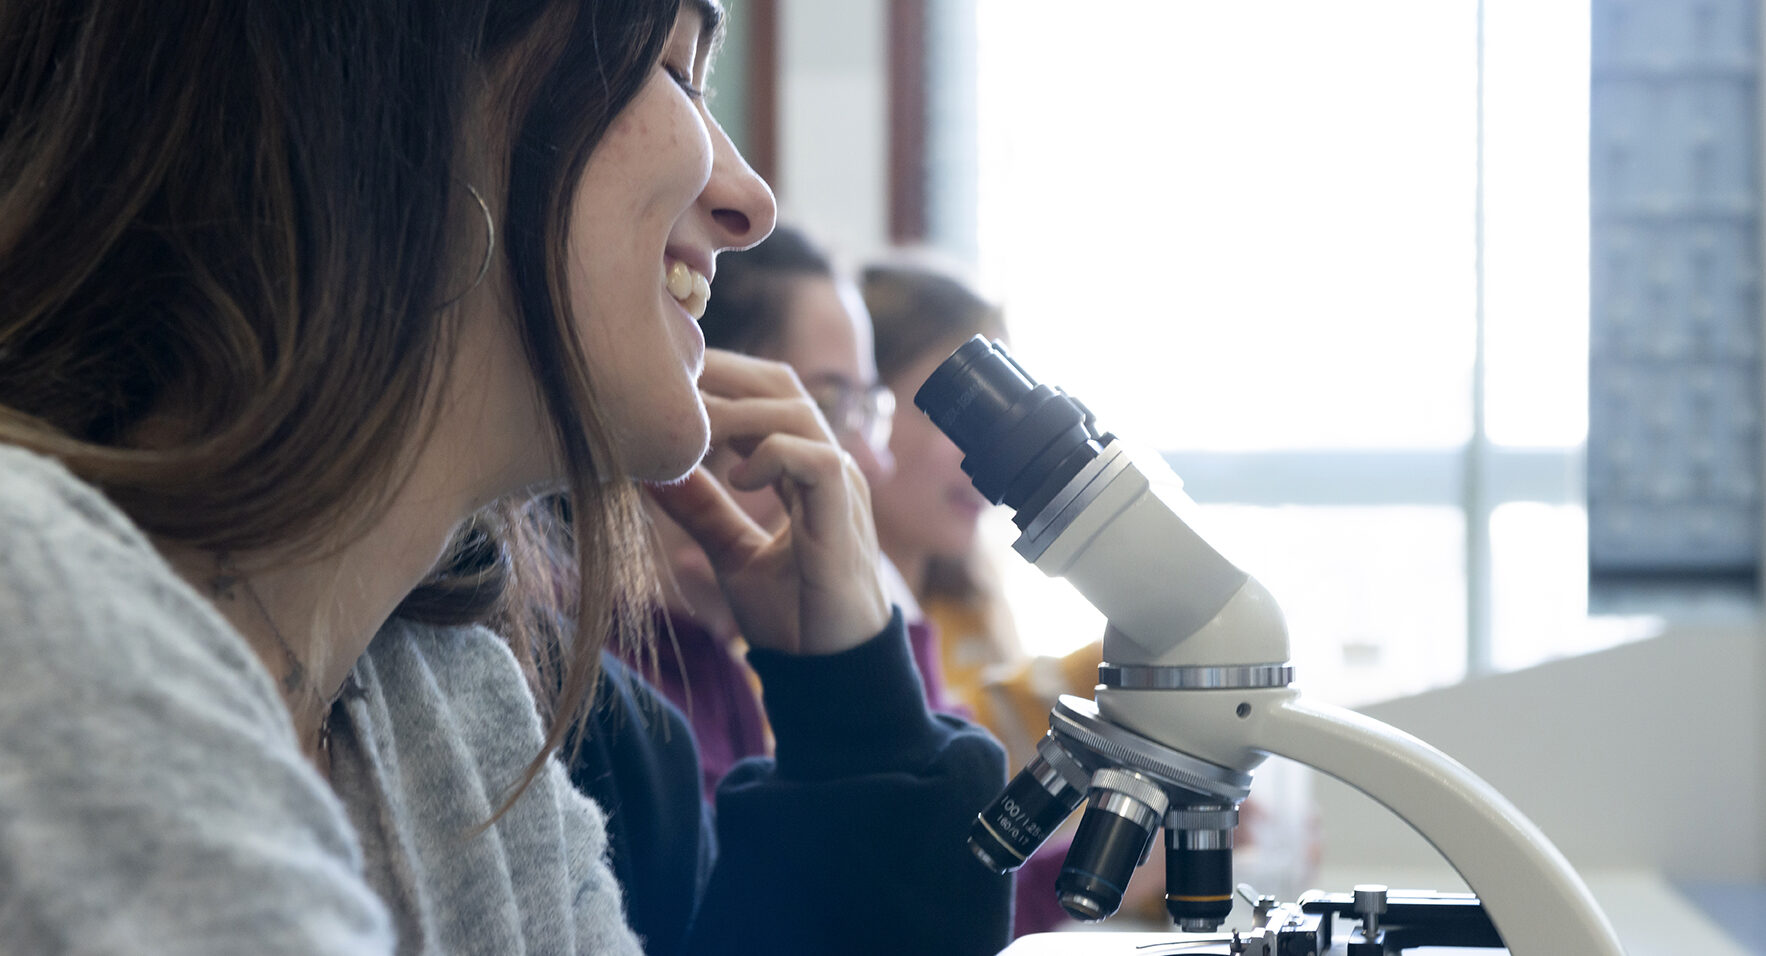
[0,444,392,953]
[0,443,286,726]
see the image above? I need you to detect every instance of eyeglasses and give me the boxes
[808,380,896,452]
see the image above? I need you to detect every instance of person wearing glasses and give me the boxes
[557,225,1008,954]
[621,225,965,805]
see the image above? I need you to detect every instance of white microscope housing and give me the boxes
[917,337,1623,956]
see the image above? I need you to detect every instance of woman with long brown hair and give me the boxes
[0,1,1008,952]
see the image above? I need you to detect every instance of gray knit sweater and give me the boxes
[0,443,642,955]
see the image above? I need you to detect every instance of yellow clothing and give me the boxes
[926,597,1102,769]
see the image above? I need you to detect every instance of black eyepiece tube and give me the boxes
[914,336,1108,528]
[913,337,1035,452]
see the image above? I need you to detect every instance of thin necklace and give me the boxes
[211,552,336,757]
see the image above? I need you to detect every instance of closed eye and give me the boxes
[664,63,706,101]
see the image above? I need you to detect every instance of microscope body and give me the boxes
[917,338,1625,956]
[1028,440,1622,954]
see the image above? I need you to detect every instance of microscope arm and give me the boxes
[1247,690,1625,955]
[914,341,1627,953]
[1102,682,1625,955]
[1029,442,1625,953]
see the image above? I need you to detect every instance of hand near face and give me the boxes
[646,350,891,656]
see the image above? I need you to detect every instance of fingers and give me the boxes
[700,351,838,457]
[645,467,768,567]
[703,393,831,453]
[727,431,867,533]
[699,349,810,401]
[693,346,871,571]
[670,350,890,655]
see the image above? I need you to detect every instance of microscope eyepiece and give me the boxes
[927,341,1260,934]
[914,336,1107,528]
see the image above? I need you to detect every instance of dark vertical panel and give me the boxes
[889,0,929,243]
[747,0,781,191]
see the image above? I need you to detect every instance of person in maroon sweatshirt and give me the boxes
[635,224,967,800]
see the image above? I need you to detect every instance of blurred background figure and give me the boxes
[864,258,1323,934]
[864,262,1045,757]
[640,224,961,802]
[863,259,1110,934]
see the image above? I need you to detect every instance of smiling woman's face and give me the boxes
[565,2,777,483]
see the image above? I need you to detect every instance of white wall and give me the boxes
[1309,622,1766,882]
[776,0,893,262]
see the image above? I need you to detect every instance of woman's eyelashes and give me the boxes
[663,62,705,100]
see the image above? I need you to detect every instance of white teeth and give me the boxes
[686,272,711,320]
[666,261,694,300]
[665,259,711,320]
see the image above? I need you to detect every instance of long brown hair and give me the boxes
[0,0,682,797]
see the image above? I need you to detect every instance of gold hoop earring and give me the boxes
[438,181,496,310]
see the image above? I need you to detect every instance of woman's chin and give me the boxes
[633,442,709,486]
[661,438,717,486]
[613,405,710,485]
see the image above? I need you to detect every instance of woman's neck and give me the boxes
[157,275,564,766]
[163,477,469,763]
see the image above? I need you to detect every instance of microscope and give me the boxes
[915,338,1625,956]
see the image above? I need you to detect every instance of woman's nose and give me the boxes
[702,113,777,251]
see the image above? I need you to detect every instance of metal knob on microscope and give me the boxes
[1353,884,1389,938]
[1055,767,1170,922]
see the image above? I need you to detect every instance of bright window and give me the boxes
[972,0,1631,705]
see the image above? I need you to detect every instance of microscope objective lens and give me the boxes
[1054,769,1169,922]
[966,737,1089,874]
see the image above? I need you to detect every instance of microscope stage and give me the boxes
[998,933,1503,955]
